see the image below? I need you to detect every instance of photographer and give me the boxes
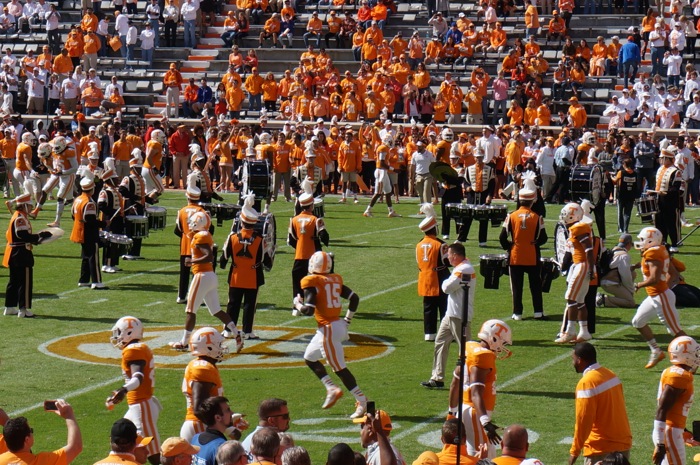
[353,410,404,465]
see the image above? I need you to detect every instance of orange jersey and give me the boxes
[182,359,223,422]
[416,235,448,297]
[301,273,344,326]
[504,207,543,266]
[121,342,155,404]
[176,205,209,256]
[568,222,592,264]
[462,341,497,410]
[288,211,324,260]
[642,246,670,296]
[659,365,694,429]
[144,140,163,170]
[190,231,214,274]
[16,143,32,171]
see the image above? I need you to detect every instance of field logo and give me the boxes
[40,326,393,370]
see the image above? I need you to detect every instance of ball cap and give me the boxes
[111,419,153,446]
[413,452,440,465]
[618,233,633,247]
[351,409,393,432]
[161,437,200,458]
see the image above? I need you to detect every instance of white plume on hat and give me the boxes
[246,139,255,157]
[580,199,595,224]
[104,157,116,172]
[521,170,538,192]
[300,178,314,195]
[189,143,203,156]
[131,147,142,158]
[420,203,437,219]
[240,191,260,224]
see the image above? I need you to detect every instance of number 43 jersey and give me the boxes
[301,273,344,327]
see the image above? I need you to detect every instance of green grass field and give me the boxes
[3,192,700,465]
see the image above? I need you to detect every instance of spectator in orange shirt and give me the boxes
[80,7,98,32]
[182,77,199,118]
[259,12,281,48]
[371,1,388,29]
[357,0,372,29]
[508,99,524,125]
[567,96,587,127]
[325,10,342,48]
[524,0,539,38]
[569,61,586,97]
[245,67,264,111]
[261,72,278,112]
[53,49,74,79]
[361,37,379,64]
[488,22,507,52]
[303,11,322,48]
[425,35,443,65]
[547,10,566,44]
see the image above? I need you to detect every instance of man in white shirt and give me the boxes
[410,141,435,206]
[597,234,636,308]
[17,0,38,33]
[649,21,667,76]
[536,136,556,197]
[0,8,15,35]
[125,19,137,66]
[96,17,109,57]
[114,10,129,58]
[60,74,79,113]
[663,47,683,88]
[45,5,61,51]
[145,0,160,48]
[180,0,197,48]
[139,22,155,67]
[686,92,700,129]
[0,84,13,115]
[25,67,46,114]
[475,126,500,165]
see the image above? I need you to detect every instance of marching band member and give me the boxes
[238,140,272,213]
[98,169,125,274]
[71,177,106,289]
[119,151,148,260]
[188,145,223,204]
[440,144,464,240]
[458,149,494,246]
[655,149,682,252]
[30,135,78,228]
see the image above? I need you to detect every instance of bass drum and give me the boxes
[232,212,277,271]
[554,221,570,265]
[570,165,604,206]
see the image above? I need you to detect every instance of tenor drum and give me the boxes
[146,206,167,230]
[489,204,508,227]
[479,254,508,289]
[636,193,658,224]
[472,205,491,222]
[125,215,149,239]
[554,222,570,265]
[570,165,604,206]
[215,203,241,227]
[107,233,133,256]
[232,212,277,271]
[248,160,270,198]
[199,203,220,219]
[313,198,325,218]
[540,257,561,293]
[446,203,474,225]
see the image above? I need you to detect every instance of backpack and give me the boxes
[599,248,615,277]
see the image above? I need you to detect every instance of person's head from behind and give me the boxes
[281,446,310,465]
[573,342,597,373]
[216,441,247,465]
[500,424,528,457]
[441,418,465,445]
[251,427,281,461]
[601,452,631,465]
[3,417,32,453]
[326,443,355,465]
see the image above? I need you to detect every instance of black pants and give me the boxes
[457,218,488,243]
[6,265,32,309]
[423,294,447,335]
[178,255,191,300]
[164,20,177,47]
[636,167,656,193]
[227,287,259,333]
[549,166,571,203]
[361,161,375,192]
[292,259,309,299]
[585,284,597,334]
[131,238,142,257]
[655,198,680,246]
[509,264,543,316]
[593,201,606,240]
[617,198,634,233]
[80,241,101,284]
[441,187,463,237]
[674,284,700,307]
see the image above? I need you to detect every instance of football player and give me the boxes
[633,227,686,369]
[142,129,165,202]
[180,327,228,441]
[174,186,209,304]
[555,203,595,344]
[363,134,400,218]
[30,136,78,227]
[652,336,699,465]
[448,319,513,459]
[293,251,368,419]
[106,317,162,465]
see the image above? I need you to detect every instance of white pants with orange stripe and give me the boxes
[180,419,206,442]
[461,404,496,459]
[565,262,590,303]
[632,289,683,335]
[303,319,349,372]
[42,173,75,199]
[662,426,685,465]
[186,271,221,314]
[125,397,162,457]
[142,167,164,195]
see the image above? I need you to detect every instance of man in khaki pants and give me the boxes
[168,124,192,189]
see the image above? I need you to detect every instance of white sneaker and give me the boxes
[3,307,18,316]
[113,266,122,271]
[479,242,488,247]
[363,211,373,217]
[575,332,592,342]
[222,329,238,339]
[101,265,108,272]
[18,309,35,318]
[350,401,367,419]
[387,211,401,218]
[424,333,436,341]
[77,282,91,287]
[176,297,187,304]
[353,199,359,204]
[91,283,107,289]
[244,332,259,340]
[554,333,577,344]
[511,314,522,321]
[103,266,117,274]
[442,235,449,240]
[322,387,343,409]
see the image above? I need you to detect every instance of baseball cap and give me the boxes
[111,419,152,446]
[618,233,633,247]
[161,438,200,458]
[352,410,393,432]
[413,452,440,465]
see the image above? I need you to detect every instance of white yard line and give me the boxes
[88,298,109,304]
[144,301,164,307]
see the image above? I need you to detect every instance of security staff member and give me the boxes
[416,215,450,341]
[500,187,548,320]
[98,169,126,273]
[288,192,329,301]
[174,186,210,304]
[119,154,150,260]
[3,193,50,318]
[458,149,494,246]
[655,148,682,252]
[71,177,107,289]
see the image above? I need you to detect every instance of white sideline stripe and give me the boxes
[144,301,164,307]
[88,298,109,304]
[391,324,630,442]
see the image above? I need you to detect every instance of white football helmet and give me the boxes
[52,136,68,153]
[151,129,166,145]
[635,227,663,250]
[559,203,583,225]
[259,132,272,144]
[190,327,228,361]
[21,132,37,146]
[478,319,512,359]
[308,251,333,274]
[38,142,52,158]
[669,336,700,372]
[382,134,394,147]
[110,316,144,349]
[188,211,209,232]
[582,131,596,145]
[441,128,454,142]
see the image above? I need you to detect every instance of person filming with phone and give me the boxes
[0,399,83,465]
[353,406,405,465]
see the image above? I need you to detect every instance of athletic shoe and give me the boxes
[533,313,548,320]
[669,247,680,253]
[554,333,577,344]
[338,198,346,203]
[3,307,18,315]
[113,266,122,271]
[575,332,592,343]
[353,199,359,204]
[363,211,373,217]
[28,208,39,219]
[645,350,666,369]
[511,314,522,321]
[222,329,238,339]
[91,283,108,289]
[176,297,187,304]
[78,282,91,287]
[388,211,401,218]
[479,242,488,247]
[424,333,436,341]
[103,266,117,273]
[168,341,189,351]
[420,379,444,388]
[595,293,605,307]
[350,401,367,419]
[244,332,260,340]
[122,255,136,260]
[442,235,449,240]
[46,221,60,228]
[322,387,343,409]
[18,309,35,318]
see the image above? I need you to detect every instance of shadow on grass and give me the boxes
[36,314,128,324]
[34,293,59,299]
[500,390,573,399]
[114,283,177,293]
[358,313,422,323]
[34,254,81,260]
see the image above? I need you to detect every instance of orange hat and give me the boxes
[568,96,578,102]
[553,9,559,13]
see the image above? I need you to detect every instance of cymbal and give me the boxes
[429,162,459,183]
[37,227,64,245]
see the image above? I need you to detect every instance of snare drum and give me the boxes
[636,193,658,224]
[570,165,604,206]
[446,203,474,225]
[313,198,325,218]
[146,206,167,230]
[125,215,149,239]
[479,254,508,289]
[99,230,109,247]
[473,205,491,222]
[489,205,508,227]
[107,233,133,256]
[232,212,277,271]
[540,257,561,293]
[215,203,241,227]
[199,203,220,219]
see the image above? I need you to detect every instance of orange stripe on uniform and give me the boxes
[323,325,342,372]
[660,292,682,335]
[141,400,157,457]
[570,263,588,298]
[187,275,201,313]
[665,428,683,465]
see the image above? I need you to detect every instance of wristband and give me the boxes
[345,310,356,322]
[652,420,666,445]
[479,415,491,427]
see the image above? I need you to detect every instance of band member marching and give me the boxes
[71,177,107,289]
[98,169,126,274]
[458,148,495,246]
[188,145,224,204]
[119,151,151,260]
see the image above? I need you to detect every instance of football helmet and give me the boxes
[478,319,512,359]
[259,132,272,144]
[21,132,37,146]
[151,129,166,145]
[382,134,394,147]
[110,316,144,349]
[669,336,700,372]
[190,327,228,361]
[441,128,454,142]
[38,142,52,158]
[308,251,333,274]
[52,136,68,153]
[582,132,596,145]
[188,211,208,232]
[666,144,679,155]
[559,203,583,225]
[634,227,663,250]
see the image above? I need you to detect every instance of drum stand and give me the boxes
[678,223,700,246]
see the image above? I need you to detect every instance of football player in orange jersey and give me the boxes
[555,203,595,344]
[106,317,162,465]
[652,336,700,465]
[175,187,209,304]
[30,135,78,227]
[448,319,512,459]
[293,251,368,419]
[363,134,401,218]
[632,227,686,369]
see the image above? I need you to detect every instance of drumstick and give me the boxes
[109,207,122,223]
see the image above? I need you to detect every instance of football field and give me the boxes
[3,192,700,465]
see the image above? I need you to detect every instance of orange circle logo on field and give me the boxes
[40,326,393,369]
